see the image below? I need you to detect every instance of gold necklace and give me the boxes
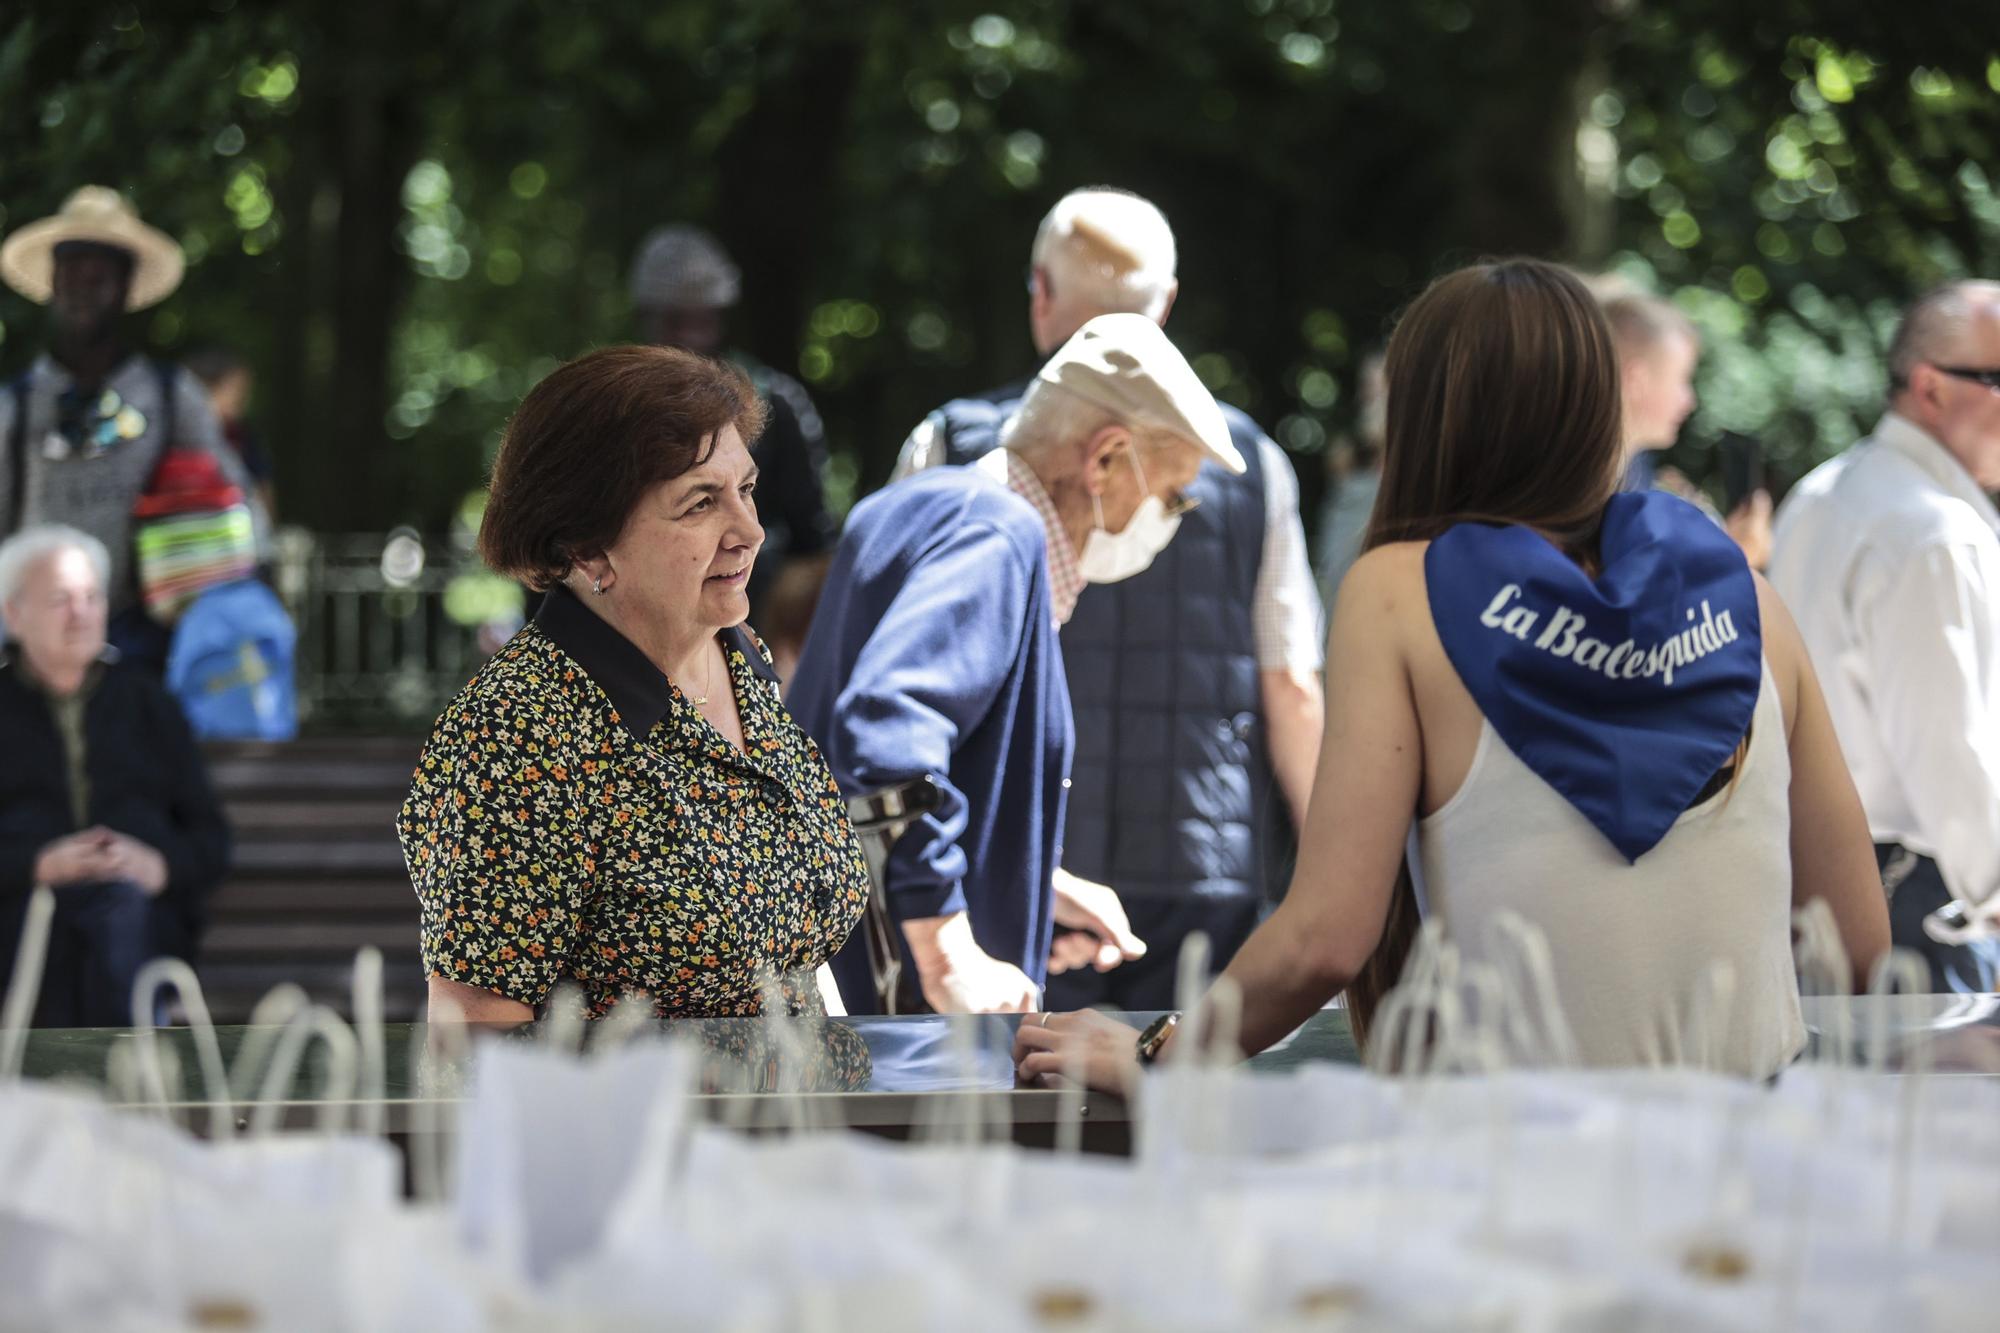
[679,647,717,708]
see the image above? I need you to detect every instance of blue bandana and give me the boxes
[1425,492,1762,862]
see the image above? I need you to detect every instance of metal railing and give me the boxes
[273,527,521,733]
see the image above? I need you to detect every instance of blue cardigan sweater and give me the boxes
[788,464,1073,1013]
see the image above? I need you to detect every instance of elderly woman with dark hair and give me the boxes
[0,524,230,1025]
[399,345,868,1023]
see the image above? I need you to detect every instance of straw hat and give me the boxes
[0,186,185,311]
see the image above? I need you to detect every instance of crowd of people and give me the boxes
[397,184,1998,1086]
[1,180,1995,1077]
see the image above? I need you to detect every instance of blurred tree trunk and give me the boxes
[274,0,418,533]
[714,28,865,386]
[1448,0,1606,260]
[326,0,418,530]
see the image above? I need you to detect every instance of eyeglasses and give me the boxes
[1122,444,1201,519]
[1931,365,2000,392]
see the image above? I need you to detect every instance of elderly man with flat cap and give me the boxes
[0,186,262,672]
[896,187,1326,1012]
[790,314,1243,1014]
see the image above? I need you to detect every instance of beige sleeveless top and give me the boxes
[1410,661,1803,1078]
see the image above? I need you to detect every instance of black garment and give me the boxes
[1042,895,1264,1012]
[740,363,838,621]
[1876,842,2000,994]
[106,605,171,677]
[29,879,166,1027]
[0,655,231,1000]
[222,418,276,487]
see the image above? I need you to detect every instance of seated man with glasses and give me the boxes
[1770,279,2000,992]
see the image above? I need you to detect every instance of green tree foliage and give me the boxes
[1,1,1993,535]
[1602,3,2000,493]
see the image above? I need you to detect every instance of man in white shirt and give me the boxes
[1769,279,2000,992]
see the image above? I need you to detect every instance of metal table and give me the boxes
[12,993,1996,1154]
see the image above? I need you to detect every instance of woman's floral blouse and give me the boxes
[398,586,869,1018]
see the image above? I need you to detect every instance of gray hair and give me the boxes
[1001,380,1121,458]
[628,224,740,309]
[1887,279,2000,392]
[1585,273,1698,356]
[0,524,111,607]
[1029,188,1177,321]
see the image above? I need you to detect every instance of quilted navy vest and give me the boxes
[927,386,1284,903]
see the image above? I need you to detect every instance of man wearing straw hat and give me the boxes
[0,186,261,671]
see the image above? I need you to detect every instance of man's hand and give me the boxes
[32,831,113,888]
[95,831,169,896]
[1047,869,1147,975]
[1725,488,1774,572]
[902,912,1040,1013]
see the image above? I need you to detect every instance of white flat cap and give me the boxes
[1036,313,1243,473]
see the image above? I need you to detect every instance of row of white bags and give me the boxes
[5,1025,1998,1332]
[3,892,1997,1331]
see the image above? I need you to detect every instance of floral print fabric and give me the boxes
[399,615,868,1018]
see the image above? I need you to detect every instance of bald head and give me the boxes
[1888,280,2000,390]
[1888,279,2000,488]
[1027,188,1179,355]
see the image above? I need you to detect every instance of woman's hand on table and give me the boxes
[1013,1008,1143,1095]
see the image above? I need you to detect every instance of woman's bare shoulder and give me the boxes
[1336,541,1433,622]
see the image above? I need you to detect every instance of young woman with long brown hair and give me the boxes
[1017,259,1889,1084]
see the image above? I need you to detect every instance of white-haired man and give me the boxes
[894,187,1325,1010]
[793,315,1243,1015]
[1769,280,2000,992]
[0,525,229,1025]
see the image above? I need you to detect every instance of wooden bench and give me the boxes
[197,738,426,1023]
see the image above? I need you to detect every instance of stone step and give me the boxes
[225,838,409,878]
[203,919,424,960]
[206,874,416,916]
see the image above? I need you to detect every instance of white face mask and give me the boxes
[1076,446,1183,584]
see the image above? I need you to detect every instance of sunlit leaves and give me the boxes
[237,56,297,107]
[1606,12,1998,491]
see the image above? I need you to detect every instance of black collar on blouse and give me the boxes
[535,584,778,742]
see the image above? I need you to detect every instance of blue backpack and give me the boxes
[166,580,298,741]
